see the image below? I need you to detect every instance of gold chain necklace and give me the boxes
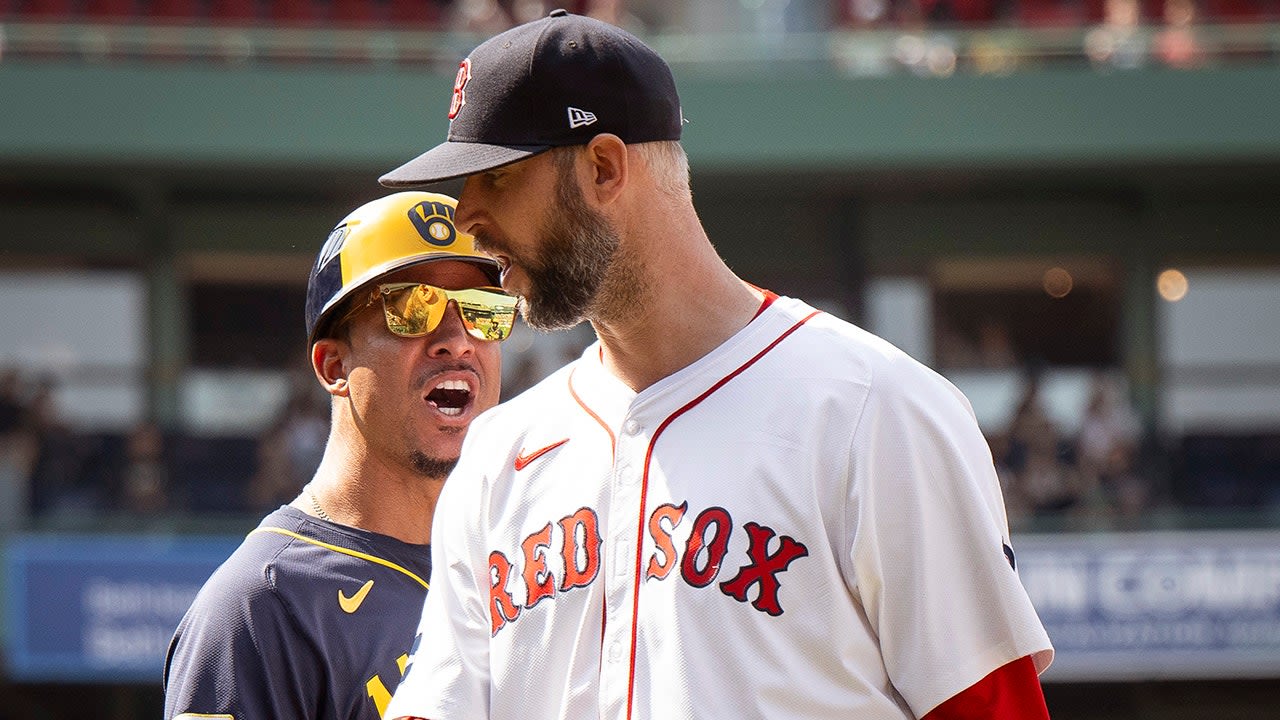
[307,487,333,522]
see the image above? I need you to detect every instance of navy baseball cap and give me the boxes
[380,9,683,187]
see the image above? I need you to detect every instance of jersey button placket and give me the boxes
[600,413,647,720]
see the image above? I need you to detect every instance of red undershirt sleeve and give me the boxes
[920,655,1050,720]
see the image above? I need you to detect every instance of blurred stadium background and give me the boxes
[1,0,1279,717]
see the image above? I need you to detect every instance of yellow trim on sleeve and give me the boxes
[250,527,429,589]
[174,714,235,719]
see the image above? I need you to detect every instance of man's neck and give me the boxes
[298,444,442,545]
[593,255,764,393]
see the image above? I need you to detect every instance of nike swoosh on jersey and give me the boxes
[514,438,570,471]
[338,579,375,613]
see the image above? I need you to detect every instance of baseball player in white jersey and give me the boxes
[379,10,1054,720]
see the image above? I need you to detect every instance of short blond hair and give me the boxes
[630,140,691,201]
[551,140,690,201]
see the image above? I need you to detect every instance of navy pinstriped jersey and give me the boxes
[163,506,432,720]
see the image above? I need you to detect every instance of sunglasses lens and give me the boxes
[451,288,518,342]
[380,284,516,341]
[382,284,445,337]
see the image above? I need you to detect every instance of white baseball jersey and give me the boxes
[387,296,1052,720]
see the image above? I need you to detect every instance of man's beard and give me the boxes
[410,451,457,479]
[516,162,638,331]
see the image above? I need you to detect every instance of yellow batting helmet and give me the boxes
[305,191,500,344]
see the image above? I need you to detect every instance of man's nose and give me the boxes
[425,301,477,357]
[454,176,483,235]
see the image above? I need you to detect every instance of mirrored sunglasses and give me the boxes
[374,282,517,342]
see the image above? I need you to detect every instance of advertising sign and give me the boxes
[5,534,238,682]
[1017,530,1280,681]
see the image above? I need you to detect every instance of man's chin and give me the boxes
[519,290,591,331]
[410,451,459,479]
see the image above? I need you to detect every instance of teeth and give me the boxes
[435,379,470,392]
[438,407,462,416]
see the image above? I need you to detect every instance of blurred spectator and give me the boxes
[888,0,961,75]
[832,0,900,75]
[1154,0,1207,68]
[26,376,104,518]
[1077,372,1148,523]
[246,372,329,512]
[0,369,39,532]
[1077,372,1139,474]
[937,316,1020,369]
[511,0,551,24]
[584,0,648,33]
[118,420,172,514]
[839,0,895,28]
[1084,0,1148,69]
[450,0,519,33]
[1001,371,1092,525]
[989,427,1027,528]
[0,368,23,434]
[976,316,1019,368]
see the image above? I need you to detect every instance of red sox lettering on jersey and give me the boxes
[488,503,809,635]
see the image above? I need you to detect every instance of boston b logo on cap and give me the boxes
[449,60,471,120]
[381,10,683,188]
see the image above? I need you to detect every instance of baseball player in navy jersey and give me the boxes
[162,192,518,720]
[381,11,1054,720]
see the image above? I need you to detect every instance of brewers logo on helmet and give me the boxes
[305,192,501,344]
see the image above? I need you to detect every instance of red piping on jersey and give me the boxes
[574,289,774,460]
[624,309,821,720]
[751,288,779,320]
[568,367,617,461]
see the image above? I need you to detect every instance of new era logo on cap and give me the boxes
[567,107,597,129]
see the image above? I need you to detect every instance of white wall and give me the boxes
[0,270,146,430]
[1159,269,1280,433]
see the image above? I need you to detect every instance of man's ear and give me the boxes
[584,133,628,205]
[312,338,350,397]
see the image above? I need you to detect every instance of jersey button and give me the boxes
[609,641,624,662]
[624,419,640,434]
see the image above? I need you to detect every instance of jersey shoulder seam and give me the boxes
[251,526,430,589]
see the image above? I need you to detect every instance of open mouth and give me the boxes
[426,379,474,417]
